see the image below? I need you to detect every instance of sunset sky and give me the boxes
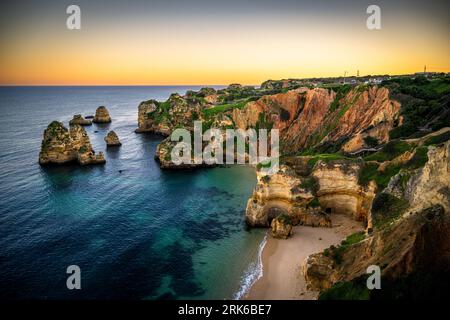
[0,0,449,85]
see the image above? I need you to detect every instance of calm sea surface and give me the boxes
[0,86,265,299]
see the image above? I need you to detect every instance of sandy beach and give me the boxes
[245,214,364,300]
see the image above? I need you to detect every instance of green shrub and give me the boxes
[202,100,248,117]
[307,153,348,168]
[358,162,379,186]
[341,231,366,246]
[372,193,409,229]
[308,197,321,208]
[326,232,366,265]
[385,76,450,139]
[277,213,292,225]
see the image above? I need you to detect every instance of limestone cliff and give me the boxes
[39,121,105,166]
[139,76,449,170]
[246,158,375,229]
[303,142,450,295]
[312,161,376,223]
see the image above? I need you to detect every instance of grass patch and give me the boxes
[307,153,348,168]
[329,84,352,113]
[360,163,401,190]
[342,231,366,246]
[325,232,366,265]
[202,100,248,117]
[364,140,412,162]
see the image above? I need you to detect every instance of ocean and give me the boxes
[0,86,265,299]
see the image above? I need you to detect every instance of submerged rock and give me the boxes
[39,121,105,166]
[93,106,111,123]
[104,130,121,147]
[69,114,92,126]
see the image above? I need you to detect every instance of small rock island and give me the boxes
[69,114,92,126]
[104,130,121,147]
[39,121,105,165]
[93,106,112,123]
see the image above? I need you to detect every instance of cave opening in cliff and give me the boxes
[325,208,332,214]
[266,206,288,223]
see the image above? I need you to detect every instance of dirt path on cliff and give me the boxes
[244,214,363,300]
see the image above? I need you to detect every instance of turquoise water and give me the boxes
[0,86,265,299]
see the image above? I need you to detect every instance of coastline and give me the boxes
[244,214,364,300]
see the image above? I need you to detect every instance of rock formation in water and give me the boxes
[136,93,203,134]
[39,121,105,165]
[136,76,450,298]
[69,114,92,126]
[93,106,111,123]
[104,130,121,147]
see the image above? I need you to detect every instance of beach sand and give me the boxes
[245,214,364,300]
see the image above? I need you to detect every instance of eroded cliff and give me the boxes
[246,157,376,230]
[303,141,450,297]
[39,121,105,166]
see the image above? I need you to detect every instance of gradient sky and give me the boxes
[0,0,449,85]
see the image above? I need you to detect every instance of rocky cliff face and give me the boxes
[104,130,121,147]
[69,114,92,126]
[312,161,376,223]
[39,121,105,165]
[93,106,111,123]
[246,158,375,228]
[303,141,450,293]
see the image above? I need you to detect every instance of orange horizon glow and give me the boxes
[1,5,449,86]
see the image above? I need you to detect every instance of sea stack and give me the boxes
[39,121,105,165]
[93,106,111,123]
[104,130,121,147]
[69,114,92,126]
